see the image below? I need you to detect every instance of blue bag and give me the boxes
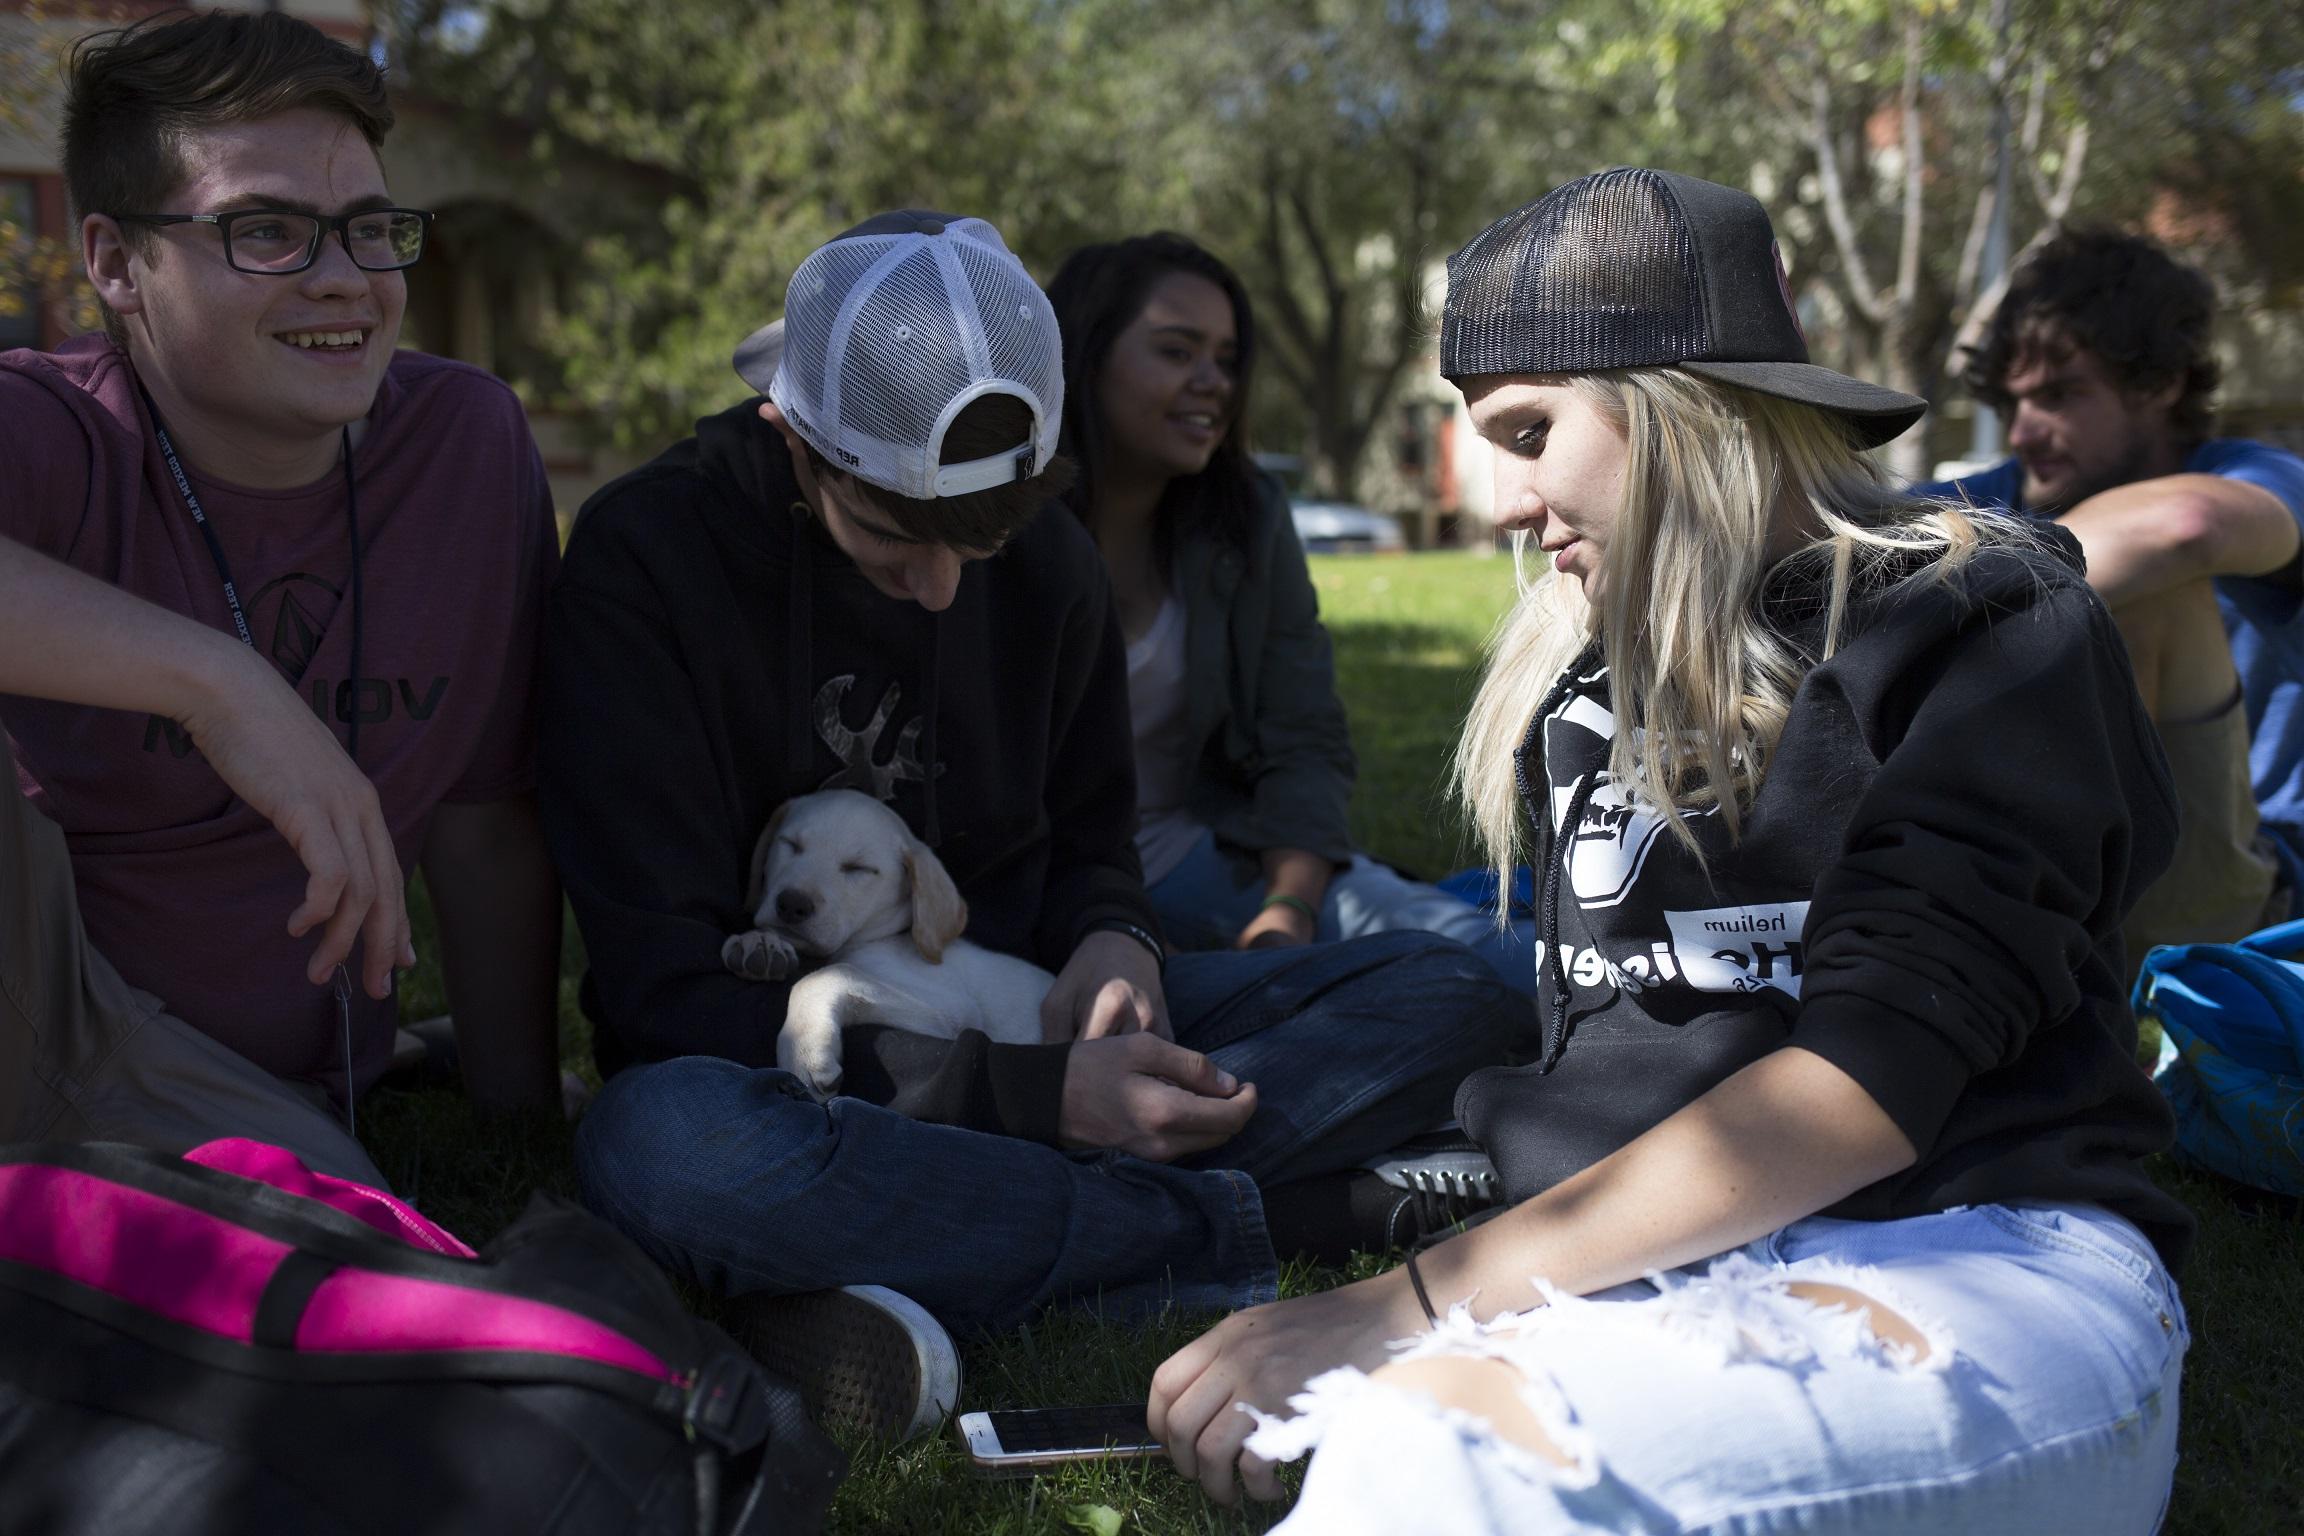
[2133,916,2304,1196]
[1437,865,1535,920]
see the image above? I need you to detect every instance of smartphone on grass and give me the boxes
[957,1404,1164,1477]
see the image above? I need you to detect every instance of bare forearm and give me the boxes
[0,534,251,717]
[2060,475,2298,606]
[1260,846,1333,909]
[1416,1046,1917,1320]
[1231,846,1335,948]
[423,797,562,1112]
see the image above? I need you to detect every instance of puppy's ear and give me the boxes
[745,799,794,917]
[903,840,968,963]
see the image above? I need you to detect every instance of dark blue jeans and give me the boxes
[575,931,1519,1331]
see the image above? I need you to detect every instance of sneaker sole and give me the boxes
[727,1284,960,1443]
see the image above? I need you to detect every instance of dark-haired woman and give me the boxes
[1144,170,2191,1533]
[1046,235,1526,983]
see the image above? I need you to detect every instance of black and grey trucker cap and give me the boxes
[1440,167,1926,448]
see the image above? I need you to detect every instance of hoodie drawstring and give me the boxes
[786,502,814,783]
[1522,644,1601,1075]
[1539,766,1601,1074]
[920,608,943,847]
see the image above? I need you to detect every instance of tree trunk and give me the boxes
[1879,316,1933,484]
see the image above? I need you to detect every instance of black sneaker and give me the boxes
[724,1284,960,1443]
[1359,1132,1505,1251]
[1260,1133,1506,1264]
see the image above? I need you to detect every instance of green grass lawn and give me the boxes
[370,549,2301,1534]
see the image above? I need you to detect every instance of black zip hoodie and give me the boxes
[1457,528,2197,1271]
[538,400,1159,1140]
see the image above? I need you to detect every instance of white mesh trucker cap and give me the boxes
[732,210,1064,500]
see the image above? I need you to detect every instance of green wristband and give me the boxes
[1261,892,1319,924]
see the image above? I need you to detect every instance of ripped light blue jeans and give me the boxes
[1252,1203,2187,1535]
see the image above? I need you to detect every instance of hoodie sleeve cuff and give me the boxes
[1040,891,1166,972]
[984,1040,1074,1145]
[1786,993,1976,1153]
[838,1026,1068,1141]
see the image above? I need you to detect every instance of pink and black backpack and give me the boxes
[0,1139,843,1535]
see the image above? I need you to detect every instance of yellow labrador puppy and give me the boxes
[723,789,1052,1096]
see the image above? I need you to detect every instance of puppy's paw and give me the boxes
[777,1023,844,1099]
[723,928,800,981]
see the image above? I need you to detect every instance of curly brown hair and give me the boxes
[1961,228,2220,444]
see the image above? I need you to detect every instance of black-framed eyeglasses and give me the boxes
[113,207,433,274]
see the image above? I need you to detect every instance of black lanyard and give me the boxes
[141,387,366,767]
[141,386,373,1135]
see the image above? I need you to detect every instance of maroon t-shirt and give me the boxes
[0,335,557,1096]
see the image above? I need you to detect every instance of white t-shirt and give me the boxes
[1125,595,1204,885]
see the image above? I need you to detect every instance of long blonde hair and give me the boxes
[1454,368,2039,896]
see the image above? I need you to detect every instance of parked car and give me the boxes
[1290,499,1406,554]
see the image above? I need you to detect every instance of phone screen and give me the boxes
[983,1404,1160,1454]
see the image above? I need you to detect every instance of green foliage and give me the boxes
[385,0,1621,486]
[1542,0,2304,408]
[394,0,1141,451]
[0,2,98,336]
[386,0,2304,487]
[389,0,2304,492]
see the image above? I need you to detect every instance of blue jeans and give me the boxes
[1256,1203,2187,1535]
[575,931,1519,1332]
[1150,829,1537,995]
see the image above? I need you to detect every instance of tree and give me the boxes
[388,0,2304,488]
[0,1,98,343]
[390,0,1142,451]
[388,0,1619,495]
[1553,0,2304,478]
[1080,0,1617,500]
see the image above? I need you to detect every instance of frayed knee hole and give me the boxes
[1372,1356,1576,1469]
[1782,1281,1933,1364]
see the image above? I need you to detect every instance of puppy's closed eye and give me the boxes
[748,788,1054,1101]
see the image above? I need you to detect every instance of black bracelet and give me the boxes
[1087,918,1166,973]
[1404,1249,1440,1329]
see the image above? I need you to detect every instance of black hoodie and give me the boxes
[539,401,1158,1141]
[1457,529,2198,1271]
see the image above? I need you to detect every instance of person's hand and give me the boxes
[1149,1269,1427,1506]
[1041,928,1171,1042]
[175,641,412,999]
[1232,899,1315,951]
[1057,1032,1256,1160]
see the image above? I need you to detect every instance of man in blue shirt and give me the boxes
[1921,229,2304,962]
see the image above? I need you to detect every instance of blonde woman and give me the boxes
[1147,169,2193,1532]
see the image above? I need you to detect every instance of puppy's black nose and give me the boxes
[775,890,816,925]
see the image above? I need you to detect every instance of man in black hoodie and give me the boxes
[539,212,1516,1437]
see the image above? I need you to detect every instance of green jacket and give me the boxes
[1171,476,1358,868]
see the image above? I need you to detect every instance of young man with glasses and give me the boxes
[0,11,561,1183]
